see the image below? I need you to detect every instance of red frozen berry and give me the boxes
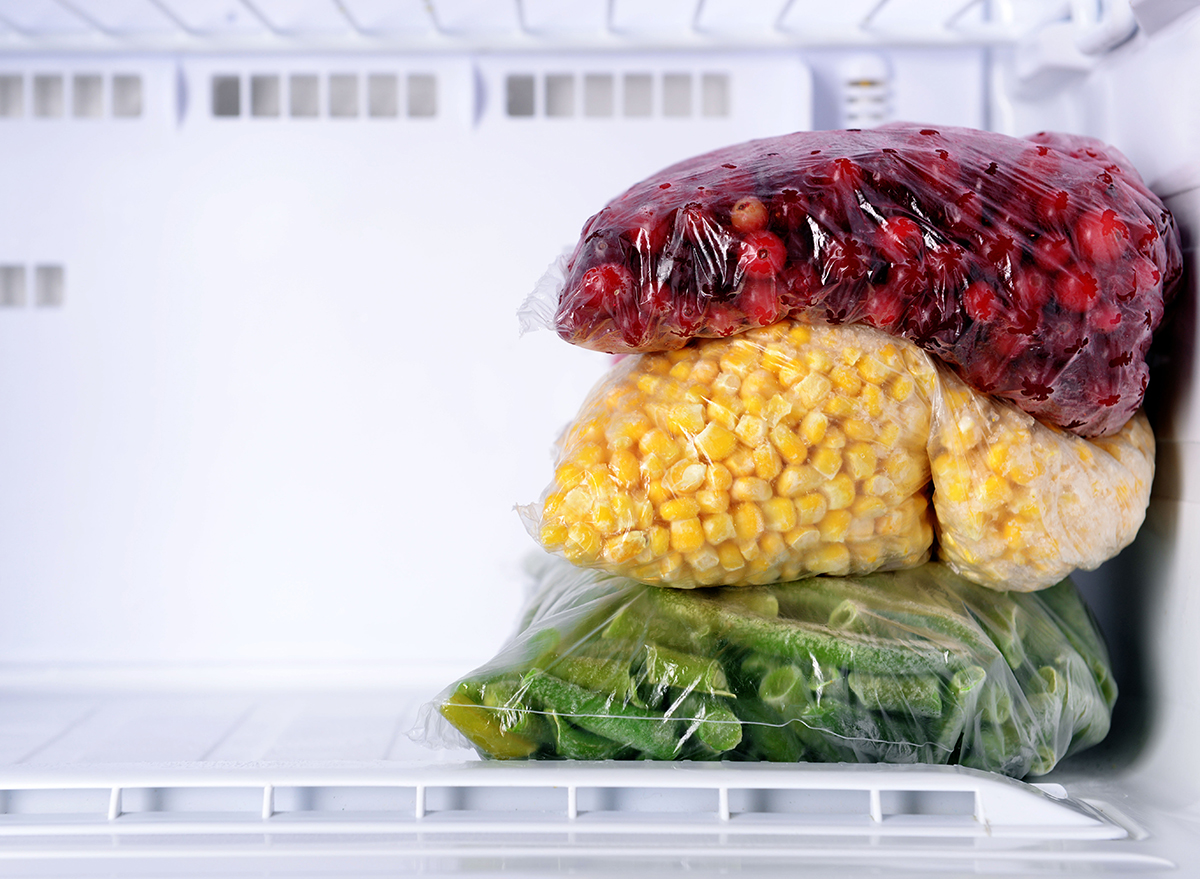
[877,216,923,263]
[964,281,1000,322]
[740,275,781,325]
[1035,189,1072,227]
[1076,208,1130,265]
[577,263,633,310]
[1057,269,1100,312]
[739,230,787,277]
[730,197,769,233]
[863,286,905,329]
[1033,235,1072,273]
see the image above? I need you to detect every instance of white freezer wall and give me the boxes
[0,47,988,671]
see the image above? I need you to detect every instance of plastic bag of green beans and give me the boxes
[423,557,1116,778]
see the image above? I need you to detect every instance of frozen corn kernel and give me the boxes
[534,321,936,588]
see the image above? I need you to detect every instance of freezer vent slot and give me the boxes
[211,72,437,119]
[0,73,142,119]
[0,265,63,308]
[504,71,730,119]
[838,54,892,128]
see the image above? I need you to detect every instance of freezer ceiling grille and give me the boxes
[0,0,1054,49]
[0,71,140,118]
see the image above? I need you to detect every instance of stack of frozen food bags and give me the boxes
[429,125,1182,778]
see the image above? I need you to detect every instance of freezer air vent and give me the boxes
[211,71,438,119]
[35,265,64,307]
[838,54,892,128]
[0,72,143,120]
[0,75,22,117]
[0,265,25,307]
[504,70,730,118]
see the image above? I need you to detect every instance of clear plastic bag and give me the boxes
[424,558,1117,779]
[526,321,1153,591]
[540,125,1182,438]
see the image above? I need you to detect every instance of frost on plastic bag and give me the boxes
[424,559,1117,778]
[548,125,1182,438]
[525,321,1153,592]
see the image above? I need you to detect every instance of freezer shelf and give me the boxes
[0,686,1177,874]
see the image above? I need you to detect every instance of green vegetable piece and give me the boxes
[847,671,943,719]
[675,693,743,753]
[536,654,642,709]
[730,699,804,763]
[439,685,539,760]
[640,643,732,697]
[548,712,628,760]
[522,670,685,760]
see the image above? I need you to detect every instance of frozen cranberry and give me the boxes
[862,285,905,329]
[964,282,1000,322]
[730,197,769,233]
[739,275,781,325]
[577,263,633,310]
[1057,269,1100,312]
[1012,268,1052,315]
[739,230,787,277]
[1033,235,1072,272]
[877,216,924,263]
[1035,189,1072,227]
[1076,208,1130,265]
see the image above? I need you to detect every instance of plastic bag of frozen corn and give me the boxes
[425,557,1117,778]
[525,321,1152,592]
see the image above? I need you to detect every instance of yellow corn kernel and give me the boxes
[670,517,705,554]
[717,540,745,571]
[861,383,884,418]
[667,403,706,436]
[713,372,741,396]
[640,428,681,464]
[542,490,566,520]
[830,365,863,397]
[810,447,842,479]
[851,495,887,519]
[879,343,901,368]
[849,538,884,566]
[684,385,707,404]
[763,496,797,532]
[764,395,794,428]
[889,375,915,402]
[735,414,768,447]
[635,498,655,529]
[694,421,738,461]
[640,453,666,482]
[844,442,878,480]
[984,441,1010,473]
[800,410,828,445]
[703,512,737,545]
[685,544,720,573]
[862,474,896,498]
[761,344,792,375]
[843,419,876,443]
[776,465,822,498]
[847,515,875,542]
[1007,457,1043,485]
[821,472,856,510]
[804,349,833,375]
[564,522,602,562]
[932,452,970,504]
[706,399,738,431]
[980,474,1011,507]
[636,373,662,397]
[647,480,675,508]
[733,502,765,541]
[737,538,762,561]
[609,449,640,487]
[741,369,780,403]
[690,358,719,384]
[796,372,832,409]
[555,462,586,489]
[660,496,701,521]
[611,495,636,531]
[840,346,862,366]
[660,552,684,579]
[823,394,855,419]
[719,341,759,377]
[592,503,618,535]
[821,426,847,450]
[562,485,594,518]
[770,424,807,464]
[760,530,786,560]
[879,422,900,448]
[540,523,568,548]
[785,525,820,552]
[664,460,707,494]
[818,509,853,543]
[731,477,773,502]
[875,507,910,537]
[778,359,807,388]
[696,489,730,514]
[603,531,646,564]
[754,445,783,481]
[788,324,813,346]
[666,348,692,363]
[795,492,828,525]
[726,446,756,477]
[706,463,734,491]
[858,355,892,385]
[648,525,670,557]
[669,361,691,380]
[886,455,926,495]
[808,543,851,575]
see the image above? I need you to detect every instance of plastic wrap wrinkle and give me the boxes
[423,559,1117,779]
[548,125,1182,437]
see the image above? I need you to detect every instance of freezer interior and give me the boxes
[0,0,1198,873]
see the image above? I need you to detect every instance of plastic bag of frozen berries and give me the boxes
[525,125,1181,438]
